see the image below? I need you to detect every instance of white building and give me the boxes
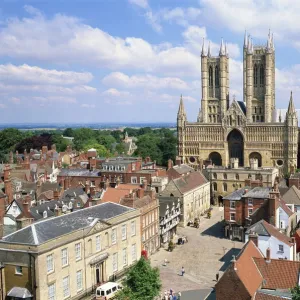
[245,219,297,260]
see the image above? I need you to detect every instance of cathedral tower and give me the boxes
[200,39,229,123]
[244,31,275,123]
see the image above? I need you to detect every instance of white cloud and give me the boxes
[200,0,300,44]
[161,7,202,27]
[102,88,132,97]
[81,104,96,108]
[102,72,190,90]
[128,0,148,9]
[32,96,77,103]
[0,64,93,85]
[9,97,21,104]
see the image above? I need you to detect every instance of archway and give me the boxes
[209,152,222,166]
[249,152,262,167]
[227,129,244,166]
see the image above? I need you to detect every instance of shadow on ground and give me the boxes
[219,247,241,272]
[201,221,226,239]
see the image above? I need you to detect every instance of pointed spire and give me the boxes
[271,33,275,50]
[225,42,228,57]
[201,38,206,57]
[244,30,248,48]
[178,94,186,116]
[219,38,226,56]
[279,110,282,123]
[287,91,296,114]
[247,35,252,54]
[251,38,254,54]
[207,41,211,57]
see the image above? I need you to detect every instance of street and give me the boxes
[150,206,243,293]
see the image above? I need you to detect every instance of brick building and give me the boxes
[215,240,299,300]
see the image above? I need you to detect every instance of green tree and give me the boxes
[116,257,161,300]
[82,139,110,157]
[51,133,70,152]
[291,285,300,300]
[0,128,24,152]
[73,128,96,150]
[96,134,116,152]
[63,128,75,137]
[116,142,126,155]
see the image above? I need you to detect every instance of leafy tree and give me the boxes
[73,128,96,150]
[63,128,75,137]
[111,130,123,143]
[116,257,161,300]
[81,139,110,157]
[51,133,70,152]
[96,134,116,152]
[15,133,53,152]
[291,285,300,300]
[116,142,126,155]
[0,128,24,151]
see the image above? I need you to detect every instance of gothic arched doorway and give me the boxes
[227,129,244,166]
[209,152,222,166]
[249,152,262,167]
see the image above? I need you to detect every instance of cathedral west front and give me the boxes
[177,31,298,174]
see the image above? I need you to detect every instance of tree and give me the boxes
[73,128,96,150]
[116,142,126,155]
[291,285,300,300]
[63,128,75,137]
[81,139,110,157]
[96,134,116,152]
[0,128,24,152]
[116,257,161,300]
[15,133,53,152]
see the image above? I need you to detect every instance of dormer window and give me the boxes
[43,211,47,218]
[69,202,73,209]
[109,166,113,171]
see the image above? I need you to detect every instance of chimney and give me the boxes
[53,189,60,200]
[42,145,48,154]
[9,151,13,164]
[115,176,120,187]
[142,179,147,190]
[51,144,56,152]
[175,156,181,166]
[85,180,90,194]
[55,207,62,217]
[167,159,174,170]
[64,178,70,190]
[4,165,13,204]
[104,179,110,191]
[266,247,271,263]
[231,255,237,271]
[248,232,258,247]
[244,179,251,187]
[90,186,96,197]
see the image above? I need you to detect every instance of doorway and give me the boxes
[227,129,244,166]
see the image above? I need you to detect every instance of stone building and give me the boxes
[177,31,298,174]
[0,202,141,300]
[159,171,210,226]
[204,158,279,205]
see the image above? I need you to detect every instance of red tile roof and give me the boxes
[253,258,300,290]
[235,241,264,296]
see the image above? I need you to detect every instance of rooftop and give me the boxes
[59,168,100,177]
[243,187,271,199]
[282,185,300,205]
[223,187,248,201]
[1,202,134,246]
[172,171,208,194]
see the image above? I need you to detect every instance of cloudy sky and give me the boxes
[0,0,300,123]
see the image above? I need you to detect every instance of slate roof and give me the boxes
[158,196,180,218]
[171,164,195,175]
[254,289,292,300]
[172,171,208,194]
[59,168,100,177]
[246,220,294,246]
[2,202,134,245]
[237,101,246,114]
[282,185,300,205]
[243,187,271,199]
[7,287,33,298]
[223,187,248,201]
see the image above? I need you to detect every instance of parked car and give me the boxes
[95,282,122,299]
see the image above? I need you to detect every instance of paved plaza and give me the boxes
[151,206,244,294]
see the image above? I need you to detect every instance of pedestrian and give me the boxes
[181,266,185,276]
[170,288,173,295]
[169,294,173,300]
[216,272,219,282]
[173,295,177,300]
[178,291,181,300]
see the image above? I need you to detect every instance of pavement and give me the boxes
[150,206,243,295]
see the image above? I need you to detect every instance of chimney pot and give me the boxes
[266,247,271,262]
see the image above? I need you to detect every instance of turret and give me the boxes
[177,95,186,126]
[286,91,297,127]
[245,35,253,122]
[219,38,226,56]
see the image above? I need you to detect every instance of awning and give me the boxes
[7,287,33,298]
[89,252,109,265]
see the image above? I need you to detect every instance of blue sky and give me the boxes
[0,0,300,123]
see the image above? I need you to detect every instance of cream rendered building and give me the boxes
[0,202,141,300]
[177,32,298,174]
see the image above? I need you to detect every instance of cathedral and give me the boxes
[177,32,298,173]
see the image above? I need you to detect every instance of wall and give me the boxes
[4,265,30,295]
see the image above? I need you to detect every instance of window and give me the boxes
[76,270,83,291]
[235,174,239,180]
[260,65,264,85]
[112,229,117,245]
[88,239,92,255]
[213,182,217,191]
[248,209,253,217]
[112,253,118,272]
[96,235,101,252]
[140,177,146,184]
[77,202,81,208]
[254,64,258,86]
[15,266,22,275]
[63,276,70,298]
[223,173,227,180]
[75,243,81,260]
[48,283,55,300]
[230,213,236,221]
[131,221,136,236]
[215,66,219,87]
[91,180,95,187]
[223,183,227,192]
[279,245,284,252]
[131,177,137,184]
[280,221,285,229]
[47,254,54,273]
[230,201,235,209]
[105,232,109,248]
[122,224,127,240]
[209,66,213,87]
[61,248,68,267]
[131,244,137,261]
[122,248,127,266]
[248,199,253,206]
[132,163,136,171]
[213,173,217,179]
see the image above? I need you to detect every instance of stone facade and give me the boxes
[177,32,298,174]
